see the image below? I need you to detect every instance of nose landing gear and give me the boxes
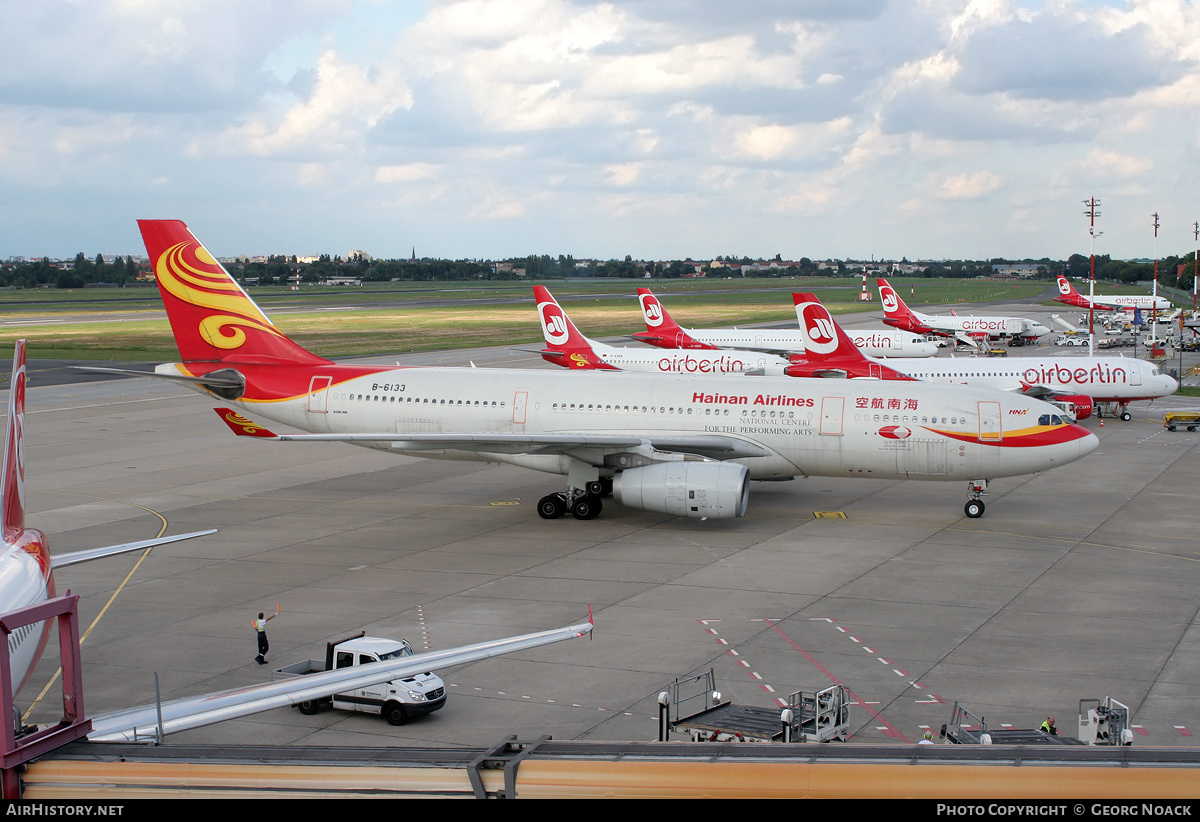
[964,480,989,519]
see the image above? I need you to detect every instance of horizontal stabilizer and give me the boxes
[51,529,216,570]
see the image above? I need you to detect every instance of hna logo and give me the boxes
[640,294,663,327]
[880,287,898,312]
[538,302,570,345]
[878,425,912,440]
[797,302,839,355]
[1057,277,1072,296]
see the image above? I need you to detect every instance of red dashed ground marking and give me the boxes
[699,619,788,707]
[1175,726,1193,737]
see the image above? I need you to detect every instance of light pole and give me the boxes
[1084,198,1100,356]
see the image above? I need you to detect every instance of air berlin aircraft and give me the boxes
[102,221,1097,522]
[632,288,939,358]
[877,278,1051,340]
[1054,276,1172,312]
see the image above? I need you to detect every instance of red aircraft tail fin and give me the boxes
[789,295,911,381]
[532,286,616,369]
[1055,275,1090,307]
[1,340,27,542]
[137,220,330,366]
[632,288,717,349]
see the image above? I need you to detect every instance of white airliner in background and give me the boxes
[877,278,1051,341]
[2,339,591,744]
[532,286,793,376]
[790,294,1178,422]
[112,220,1099,522]
[1055,276,1173,312]
[631,288,939,358]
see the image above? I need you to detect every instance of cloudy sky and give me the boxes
[3,0,1199,262]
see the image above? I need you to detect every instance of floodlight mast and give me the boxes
[1152,212,1160,349]
[1084,197,1101,357]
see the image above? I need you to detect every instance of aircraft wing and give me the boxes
[213,408,772,461]
[51,530,217,570]
[86,620,593,742]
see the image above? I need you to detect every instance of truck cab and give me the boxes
[328,637,446,724]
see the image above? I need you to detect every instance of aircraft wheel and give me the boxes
[571,495,603,521]
[383,702,408,726]
[964,500,985,519]
[1120,411,1132,421]
[298,700,322,716]
[537,493,567,519]
[585,480,605,497]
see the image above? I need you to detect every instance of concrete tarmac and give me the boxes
[16,298,1200,750]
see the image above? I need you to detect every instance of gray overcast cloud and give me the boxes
[1,0,1198,261]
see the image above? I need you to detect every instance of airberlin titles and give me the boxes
[1022,362,1131,387]
[656,353,764,374]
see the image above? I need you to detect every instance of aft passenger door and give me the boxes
[307,375,333,413]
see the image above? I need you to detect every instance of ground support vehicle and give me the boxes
[273,632,446,725]
[1164,411,1200,432]
[661,670,848,743]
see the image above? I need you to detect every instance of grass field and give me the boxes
[0,277,1051,360]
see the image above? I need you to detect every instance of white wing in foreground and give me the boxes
[87,620,592,742]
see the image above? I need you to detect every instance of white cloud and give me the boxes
[936,171,1004,200]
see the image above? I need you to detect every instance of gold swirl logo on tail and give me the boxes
[157,241,286,350]
[569,352,591,368]
[224,410,266,435]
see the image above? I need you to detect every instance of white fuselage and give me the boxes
[674,328,939,358]
[591,340,793,376]
[910,311,1051,339]
[1077,294,1172,311]
[880,355,1178,401]
[199,366,1097,482]
[0,544,51,692]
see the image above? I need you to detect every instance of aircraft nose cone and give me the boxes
[1166,375,1180,394]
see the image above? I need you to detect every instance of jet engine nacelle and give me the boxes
[613,462,750,519]
[1051,394,1094,421]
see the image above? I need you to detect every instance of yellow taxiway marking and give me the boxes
[22,493,173,722]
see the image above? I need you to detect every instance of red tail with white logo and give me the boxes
[631,288,719,350]
[877,278,932,334]
[787,294,911,380]
[1054,275,1091,308]
[1,340,27,544]
[138,220,330,366]
[532,286,618,370]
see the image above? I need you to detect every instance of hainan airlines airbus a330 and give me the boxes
[877,278,1051,341]
[631,288,939,358]
[790,294,1178,422]
[108,221,1097,521]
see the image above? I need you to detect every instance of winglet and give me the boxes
[214,407,281,438]
[1,340,26,542]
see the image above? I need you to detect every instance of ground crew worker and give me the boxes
[253,611,277,665]
[1040,716,1057,735]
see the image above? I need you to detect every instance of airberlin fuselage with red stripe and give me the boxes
[160,359,1098,482]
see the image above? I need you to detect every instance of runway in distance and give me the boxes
[532,286,793,376]
[129,220,1097,521]
[631,288,939,358]
[1055,276,1173,312]
[790,294,1179,422]
[877,278,1051,341]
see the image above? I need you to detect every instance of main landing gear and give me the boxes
[964,479,988,519]
[1095,403,1133,422]
[538,478,613,521]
